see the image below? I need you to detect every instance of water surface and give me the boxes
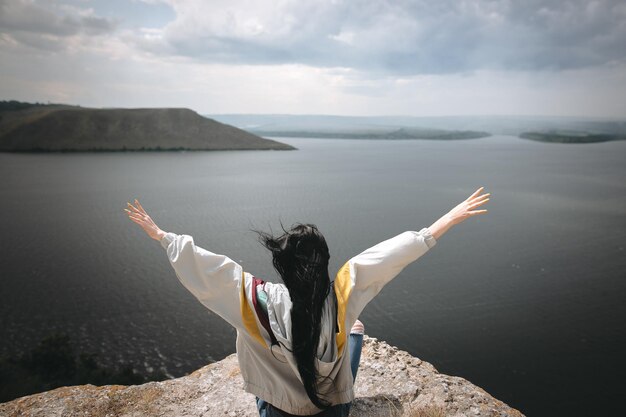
[1,136,625,416]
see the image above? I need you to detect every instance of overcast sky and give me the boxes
[1,0,625,117]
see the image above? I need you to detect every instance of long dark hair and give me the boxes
[255,223,332,409]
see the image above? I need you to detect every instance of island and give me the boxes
[0,101,295,152]
[248,127,491,140]
[519,131,625,144]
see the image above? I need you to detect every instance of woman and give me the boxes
[125,186,490,416]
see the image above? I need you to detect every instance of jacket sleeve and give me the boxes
[338,227,437,321]
[159,232,245,329]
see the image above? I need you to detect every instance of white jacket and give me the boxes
[160,227,437,415]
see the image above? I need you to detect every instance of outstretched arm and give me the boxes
[125,199,245,330]
[340,186,491,320]
[427,186,490,241]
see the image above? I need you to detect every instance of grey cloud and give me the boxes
[0,0,116,49]
[79,15,116,35]
[147,0,626,74]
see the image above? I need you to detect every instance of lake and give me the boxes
[1,136,625,416]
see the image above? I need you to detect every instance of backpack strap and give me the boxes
[332,281,340,334]
[251,276,279,346]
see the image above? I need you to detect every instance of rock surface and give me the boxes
[0,336,525,417]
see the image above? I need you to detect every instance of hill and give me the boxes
[0,336,525,417]
[0,103,295,152]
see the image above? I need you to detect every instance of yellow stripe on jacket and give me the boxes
[334,261,353,358]
[240,270,268,349]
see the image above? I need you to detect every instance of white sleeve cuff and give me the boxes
[417,227,437,249]
[160,232,177,249]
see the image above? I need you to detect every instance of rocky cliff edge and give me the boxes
[0,336,525,417]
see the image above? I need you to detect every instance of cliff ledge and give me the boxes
[0,336,524,417]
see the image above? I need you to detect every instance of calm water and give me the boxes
[1,136,625,416]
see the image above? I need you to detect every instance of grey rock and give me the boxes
[0,337,525,417]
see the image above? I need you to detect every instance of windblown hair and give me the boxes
[255,223,332,409]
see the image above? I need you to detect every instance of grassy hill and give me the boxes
[0,102,295,152]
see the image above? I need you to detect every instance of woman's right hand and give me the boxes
[427,186,490,241]
[447,186,490,226]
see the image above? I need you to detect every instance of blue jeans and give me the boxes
[256,333,364,417]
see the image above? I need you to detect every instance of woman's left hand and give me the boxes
[125,199,166,241]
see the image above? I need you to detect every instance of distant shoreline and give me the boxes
[2,101,624,150]
[210,114,626,145]
[3,147,295,153]
[250,129,491,140]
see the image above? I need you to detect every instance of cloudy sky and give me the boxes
[1,0,625,117]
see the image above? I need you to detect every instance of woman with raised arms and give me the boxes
[125,187,490,416]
